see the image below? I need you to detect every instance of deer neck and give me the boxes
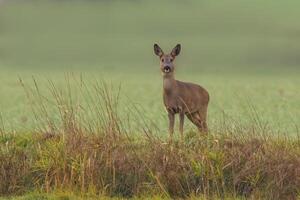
[163,74,176,94]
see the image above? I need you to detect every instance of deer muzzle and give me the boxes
[163,66,171,73]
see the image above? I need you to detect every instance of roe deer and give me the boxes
[153,43,209,139]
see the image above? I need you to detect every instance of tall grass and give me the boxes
[0,78,300,199]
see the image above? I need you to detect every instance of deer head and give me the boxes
[154,44,181,76]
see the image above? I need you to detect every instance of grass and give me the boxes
[0,192,246,200]
[1,133,299,200]
[1,79,300,199]
[0,0,300,199]
[0,0,300,134]
[1,71,299,136]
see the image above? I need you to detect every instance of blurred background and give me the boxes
[0,0,299,133]
[1,0,300,73]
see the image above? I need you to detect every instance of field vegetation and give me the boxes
[0,0,300,199]
[0,79,300,200]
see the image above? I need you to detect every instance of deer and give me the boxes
[153,43,210,139]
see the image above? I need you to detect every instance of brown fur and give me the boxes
[154,44,209,138]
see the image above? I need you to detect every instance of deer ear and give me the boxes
[171,44,181,57]
[154,44,164,57]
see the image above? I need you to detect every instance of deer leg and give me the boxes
[187,111,208,134]
[196,108,208,133]
[186,113,202,130]
[197,121,208,133]
[168,112,175,140]
[198,107,208,133]
[179,112,184,140]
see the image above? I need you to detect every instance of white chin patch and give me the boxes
[164,69,170,73]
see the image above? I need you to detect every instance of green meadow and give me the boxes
[1,0,300,135]
[1,0,300,199]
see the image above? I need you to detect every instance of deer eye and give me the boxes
[161,59,164,62]
[170,58,173,62]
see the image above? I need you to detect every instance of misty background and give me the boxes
[1,0,300,74]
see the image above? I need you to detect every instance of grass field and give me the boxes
[1,0,300,199]
[1,71,300,136]
[1,0,300,134]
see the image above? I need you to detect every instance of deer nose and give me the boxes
[163,66,171,73]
